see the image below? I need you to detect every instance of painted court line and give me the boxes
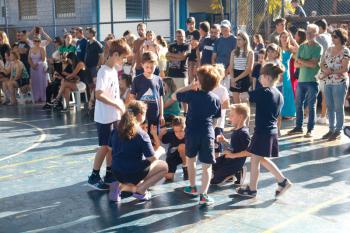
[262,193,350,233]
[0,120,47,162]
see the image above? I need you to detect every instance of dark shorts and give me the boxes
[166,151,183,173]
[247,132,279,157]
[96,121,118,146]
[230,69,250,93]
[87,66,98,80]
[113,160,151,185]
[214,127,224,153]
[185,135,216,164]
[212,156,246,183]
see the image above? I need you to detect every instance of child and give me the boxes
[159,116,188,181]
[187,33,200,84]
[120,74,132,102]
[212,104,251,186]
[130,51,165,134]
[142,31,160,55]
[163,78,181,125]
[237,63,292,198]
[251,49,265,90]
[88,39,131,190]
[109,100,168,202]
[212,64,230,157]
[172,64,221,206]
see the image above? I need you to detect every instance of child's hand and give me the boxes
[190,79,199,90]
[150,125,158,136]
[160,116,165,126]
[216,134,226,143]
[160,127,168,135]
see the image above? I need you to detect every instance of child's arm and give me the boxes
[171,81,198,101]
[159,96,165,126]
[224,150,251,159]
[158,127,168,141]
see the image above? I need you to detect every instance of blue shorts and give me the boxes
[96,121,118,146]
[185,135,216,164]
[214,127,224,153]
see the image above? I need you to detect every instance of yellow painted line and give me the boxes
[263,193,350,233]
[66,161,80,165]
[0,155,62,169]
[0,120,47,162]
[46,165,59,169]
[0,175,14,180]
[23,170,36,174]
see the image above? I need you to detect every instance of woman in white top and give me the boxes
[229,32,254,103]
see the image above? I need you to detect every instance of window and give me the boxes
[126,0,149,19]
[55,0,75,18]
[19,0,37,20]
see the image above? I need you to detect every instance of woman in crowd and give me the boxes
[253,34,265,61]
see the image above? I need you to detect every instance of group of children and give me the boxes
[87,36,292,206]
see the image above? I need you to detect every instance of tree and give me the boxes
[210,0,224,21]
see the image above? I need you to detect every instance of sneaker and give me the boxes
[304,130,313,138]
[108,182,121,202]
[317,116,328,125]
[322,131,334,140]
[132,190,152,201]
[344,126,350,138]
[199,194,214,206]
[88,174,109,191]
[304,117,309,124]
[182,167,189,181]
[211,175,234,186]
[275,179,292,198]
[234,166,247,187]
[104,172,116,184]
[183,186,198,196]
[287,127,303,136]
[328,131,341,141]
[236,186,257,198]
[42,103,51,110]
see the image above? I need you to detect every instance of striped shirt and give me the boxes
[233,50,248,71]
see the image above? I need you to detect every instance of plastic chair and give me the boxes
[70,81,88,109]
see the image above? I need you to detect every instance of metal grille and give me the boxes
[126,0,150,19]
[19,0,37,20]
[55,0,76,18]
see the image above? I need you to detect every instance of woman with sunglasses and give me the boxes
[29,36,47,103]
[320,28,350,141]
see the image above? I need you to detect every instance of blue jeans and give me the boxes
[296,82,319,130]
[324,83,348,132]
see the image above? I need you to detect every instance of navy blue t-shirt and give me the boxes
[249,87,284,134]
[110,128,154,173]
[200,37,217,65]
[131,74,164,122]
[177,90,221,138]
[227,126,251,164]
[252,63,263,90]
[161,130,185,155]
[213,35,237,68]
[76,38,88,62]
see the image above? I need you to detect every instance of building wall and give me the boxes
[99,0,170,39]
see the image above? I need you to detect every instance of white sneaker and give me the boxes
[304,117,309,124]
[317,116,328,125]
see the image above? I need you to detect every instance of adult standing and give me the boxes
[290,0,307,29]
[268,18,286,45]
[133,23,147,77]
[18,30,31,74]
[85,27,104,108]
[199,24,220,65]
[75,27,88,62]
[288,24,322,138]
[58,34,76,54]
[212,20,237,88]
[320,29,350,141]
[185,17,200,43]
[29,37,47,103]
[166,29,190,89]
[0,31,10,64]
[315,19,333,125]
[28,27,52,49]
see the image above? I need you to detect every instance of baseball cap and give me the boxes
[221,20,231,28]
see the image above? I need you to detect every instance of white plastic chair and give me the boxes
[70,81,88,109]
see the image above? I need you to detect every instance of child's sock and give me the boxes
[105,166,112,176]
[92,169,100,176]
[182,166,189,180]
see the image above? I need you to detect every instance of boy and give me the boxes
[130,51,165,133]
[159,116,188,181]
[88,39,131,190]
[213,104,251,186]
[172,65,221,206]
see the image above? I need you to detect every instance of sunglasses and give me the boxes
[33,40,41,43]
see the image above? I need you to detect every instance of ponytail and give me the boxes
[260,63,284,81]
[117,100,147,140]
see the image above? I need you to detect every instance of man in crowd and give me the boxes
[268,18,287,44]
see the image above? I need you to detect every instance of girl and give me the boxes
[120,74,132,102]
[29,36,47,103]
[109,100,168,202]
[0,51,12,104]
[163,78,181,124]
[253,34,265,62]
[251,49,266,90]
[279,31,299,118]
[229,31,254,104]
[237,63,292,198]
[142,31,159,56]
[156,35,168,78]
[4,51,29,105]
[53,52,89,112]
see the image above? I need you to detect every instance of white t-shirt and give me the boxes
[94,65,123,124]
[212,84,229,129]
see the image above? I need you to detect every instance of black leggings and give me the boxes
[46,80,61,103]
